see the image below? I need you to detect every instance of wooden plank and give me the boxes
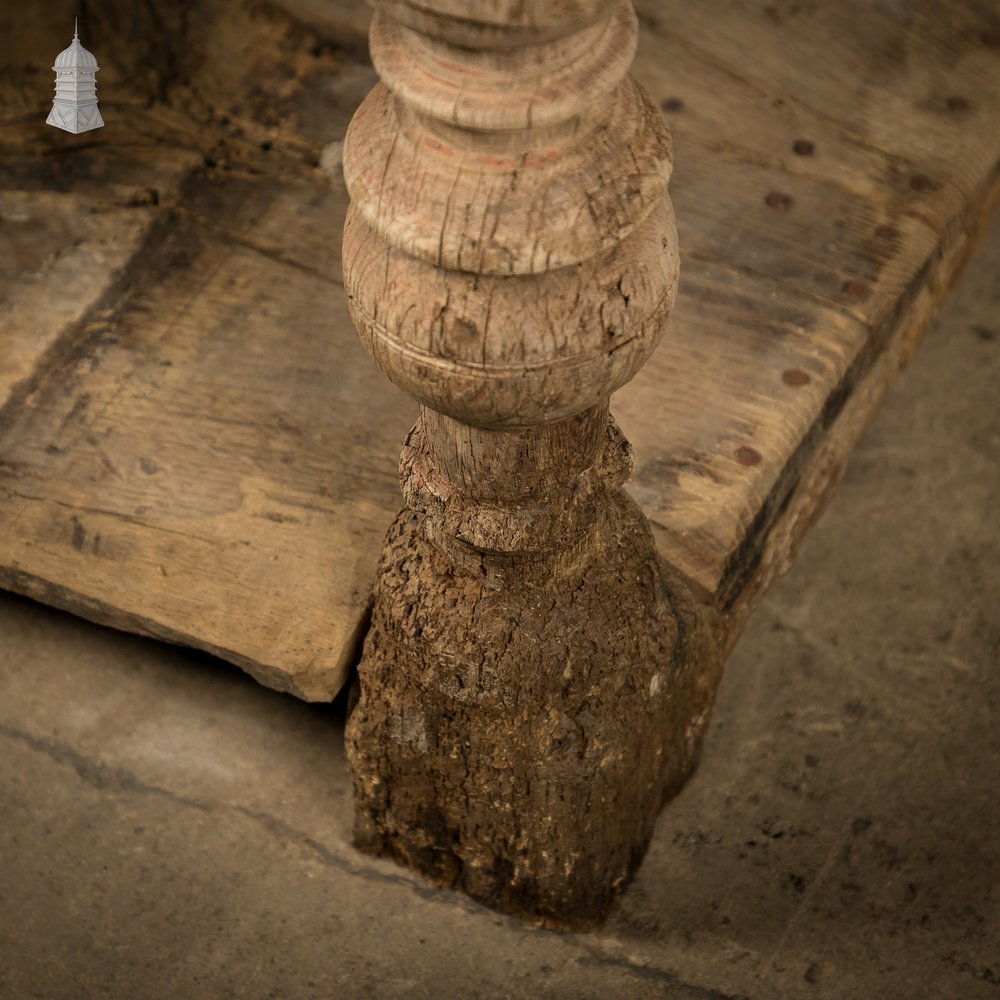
[620,0,1000,613]
[0,0,997,698]
[0,147,413,700]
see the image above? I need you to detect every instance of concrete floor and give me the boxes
[1,212,998,1000]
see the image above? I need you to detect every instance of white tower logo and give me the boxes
[47,19,104,134]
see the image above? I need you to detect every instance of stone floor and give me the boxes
[1,211,998,999]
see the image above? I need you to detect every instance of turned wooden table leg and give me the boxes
[342,0,721,928]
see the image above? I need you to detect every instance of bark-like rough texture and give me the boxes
[347,426,720,929]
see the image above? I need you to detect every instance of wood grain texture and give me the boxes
[620,0,1000,623]
[1,0,998,698]
[340,0,725,926]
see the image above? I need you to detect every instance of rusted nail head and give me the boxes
[735,446,763,467]
[782,367,811,387]
[765,191,793,210]
[841,279,868,301]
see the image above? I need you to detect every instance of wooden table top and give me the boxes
[2,0,998,698]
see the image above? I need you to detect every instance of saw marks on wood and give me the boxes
[1,0,998,697]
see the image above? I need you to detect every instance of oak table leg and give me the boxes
[342,0,721,928]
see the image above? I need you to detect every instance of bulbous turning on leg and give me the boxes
[341,0,717,928]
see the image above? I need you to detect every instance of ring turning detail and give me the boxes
[342,0,721,928]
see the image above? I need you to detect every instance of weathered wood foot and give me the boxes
[347,411,719,927]
[342,0,721,926]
